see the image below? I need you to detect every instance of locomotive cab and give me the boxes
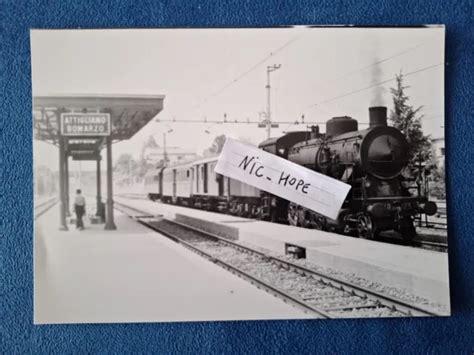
[259,131,309,158]
[258,131,309,222]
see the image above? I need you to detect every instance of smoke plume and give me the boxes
[370,56,385,106]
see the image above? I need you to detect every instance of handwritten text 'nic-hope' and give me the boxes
[238,155,310,194]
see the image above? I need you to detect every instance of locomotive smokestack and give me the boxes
[369,106,387,127]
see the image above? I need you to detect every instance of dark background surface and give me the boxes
[1,0,473,353]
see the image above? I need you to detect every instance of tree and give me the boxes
[143,135,159,149]
[137,155,150,179]
[389,72,432,168]
[36,176,45,195]
[114,153,138,175]
[203,134,226,157]
[136,135,160,179]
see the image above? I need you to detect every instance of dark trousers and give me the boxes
[75,205,85,229]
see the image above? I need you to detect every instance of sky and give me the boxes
[31,27,445,172]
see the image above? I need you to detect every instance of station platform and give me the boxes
[115,196,451,309]
[34,202,310,324]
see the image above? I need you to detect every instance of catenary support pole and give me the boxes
[58,112,68,230]
[265,64,281,139]
[266,68,271,139]
[105,136,116,230]
[65,152,70,217]
[96,156,102,216]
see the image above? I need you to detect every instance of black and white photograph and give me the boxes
[32,27,449,324]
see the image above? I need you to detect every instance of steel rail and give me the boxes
[34,197,58,219]
[167,217,444,317]
[35,196,57,209]
[416,240,448,251]
[115,201,445,318]
[114,203,331,319]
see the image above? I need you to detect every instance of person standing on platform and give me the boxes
[74,189,86,230]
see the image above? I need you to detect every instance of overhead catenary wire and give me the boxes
[188,34,302,111]
[322,42,427,87]
[307,62,444,109]
[156,34,303,129]
[157,37,441,129]
[299,39,438,116]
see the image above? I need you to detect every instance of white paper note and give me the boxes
[215,138,351,220]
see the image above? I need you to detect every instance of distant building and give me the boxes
[143,146,198,166]
[431,137,445,168]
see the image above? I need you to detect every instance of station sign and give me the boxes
[61,113,111,136]
[70,150,101,161]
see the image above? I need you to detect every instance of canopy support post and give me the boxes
[96,156,102,217]
[58,115,68,231]
[105,136,116,230]
[65,152,71,217]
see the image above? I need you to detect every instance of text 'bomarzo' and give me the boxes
[61,113,110,135]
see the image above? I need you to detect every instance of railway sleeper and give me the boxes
[322,302,380,312]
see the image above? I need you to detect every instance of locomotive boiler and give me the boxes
[260,107,437,240]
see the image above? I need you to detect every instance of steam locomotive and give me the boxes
[144,106,437,241]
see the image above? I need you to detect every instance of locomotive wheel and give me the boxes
[357,214,376,240]
[307,213,325,230]
[229,201,237,215]
[287,203,299,226]
[270,210,278,223]
[398,220,417,244]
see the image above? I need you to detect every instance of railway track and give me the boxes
[34,197,58,219]
[115,201,444,319]
[416,206,448,231]
[419,221,448,230]
[415,240,448,252]
[118,195,448,251]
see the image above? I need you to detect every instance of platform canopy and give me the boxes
[33,94,165,147]
[33,94,165,231]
